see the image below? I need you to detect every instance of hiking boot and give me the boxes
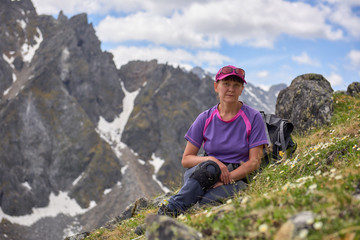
[157,203,181,218]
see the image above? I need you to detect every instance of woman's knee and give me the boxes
[189,160,221,191]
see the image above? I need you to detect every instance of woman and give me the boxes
[158,65,268,217]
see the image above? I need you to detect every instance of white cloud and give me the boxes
[257,70,269,78]
[93,0,345,49]
[326,72,345,86]
[109,45,231,71]
[292,52,321,66]
[322,0,360,38]
[348,50,360,67]
[96,13,218,48]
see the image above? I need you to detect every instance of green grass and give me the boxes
[84,93,360,240]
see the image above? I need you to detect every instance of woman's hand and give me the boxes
[212,159,231,185]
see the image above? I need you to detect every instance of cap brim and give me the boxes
[217,73,247,84]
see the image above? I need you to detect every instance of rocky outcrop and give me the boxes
[0,0,123,216]
[347,82,360,97]
[276,74,334,133]
[145,215,202,240]
[35,13,124,123]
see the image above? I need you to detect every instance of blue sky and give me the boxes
[32,0,360,90]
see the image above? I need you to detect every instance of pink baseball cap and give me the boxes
[215,65,246,83]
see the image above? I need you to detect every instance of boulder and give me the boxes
[145,214,202,240]
[274,211,316,240]
[276,74,334,133]
[347,82,360,97]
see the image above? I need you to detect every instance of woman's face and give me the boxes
[214,77,244,104]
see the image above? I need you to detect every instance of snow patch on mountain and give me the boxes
[0,192,96,227]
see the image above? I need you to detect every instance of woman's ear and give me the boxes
[214,81,219,93]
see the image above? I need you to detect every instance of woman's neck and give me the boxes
[218,101,242,120]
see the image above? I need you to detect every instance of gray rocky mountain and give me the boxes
[0,0,128,218]
[0,0,285,239]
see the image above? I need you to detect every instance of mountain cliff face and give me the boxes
[0,0,284,239]
[0,0,125,217]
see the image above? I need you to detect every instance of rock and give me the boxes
[347,82,360,97]
[274,211,315,240]
[104,197,150,230]
[274,220,295,240]
[64,232,90,240]
[145,214,202,240]
[276,74,334,133]
[151,192,174,207]
[134,224,146,235]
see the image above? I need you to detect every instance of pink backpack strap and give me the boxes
[239,110,251,143]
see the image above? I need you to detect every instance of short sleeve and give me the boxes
[184,112,207,149]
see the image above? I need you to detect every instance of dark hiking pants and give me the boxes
[167,162,247,213]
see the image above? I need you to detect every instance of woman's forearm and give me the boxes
[181,155,217,168]
[230,145,263,181]
[230,158,260,181]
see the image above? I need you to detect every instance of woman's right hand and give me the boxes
[210,158,231,185]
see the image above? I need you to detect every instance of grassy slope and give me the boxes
[85,93,360,240]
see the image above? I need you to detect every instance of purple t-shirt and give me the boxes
[184,103,268,164]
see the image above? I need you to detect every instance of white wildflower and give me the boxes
[308,184,317,191]
[206,211,213,218]
[226,199,232,204]
[241,196,249,204]
[299,229,309,239]
[308,156,315,165]
[306,217,314,225]
[315,170,322,176]
[259,223,268,233]
[296,176,314,183]
[282,182,291,191]
[313,221,323,230]
[335,175,343,180]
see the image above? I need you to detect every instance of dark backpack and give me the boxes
[260,111,297,163]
